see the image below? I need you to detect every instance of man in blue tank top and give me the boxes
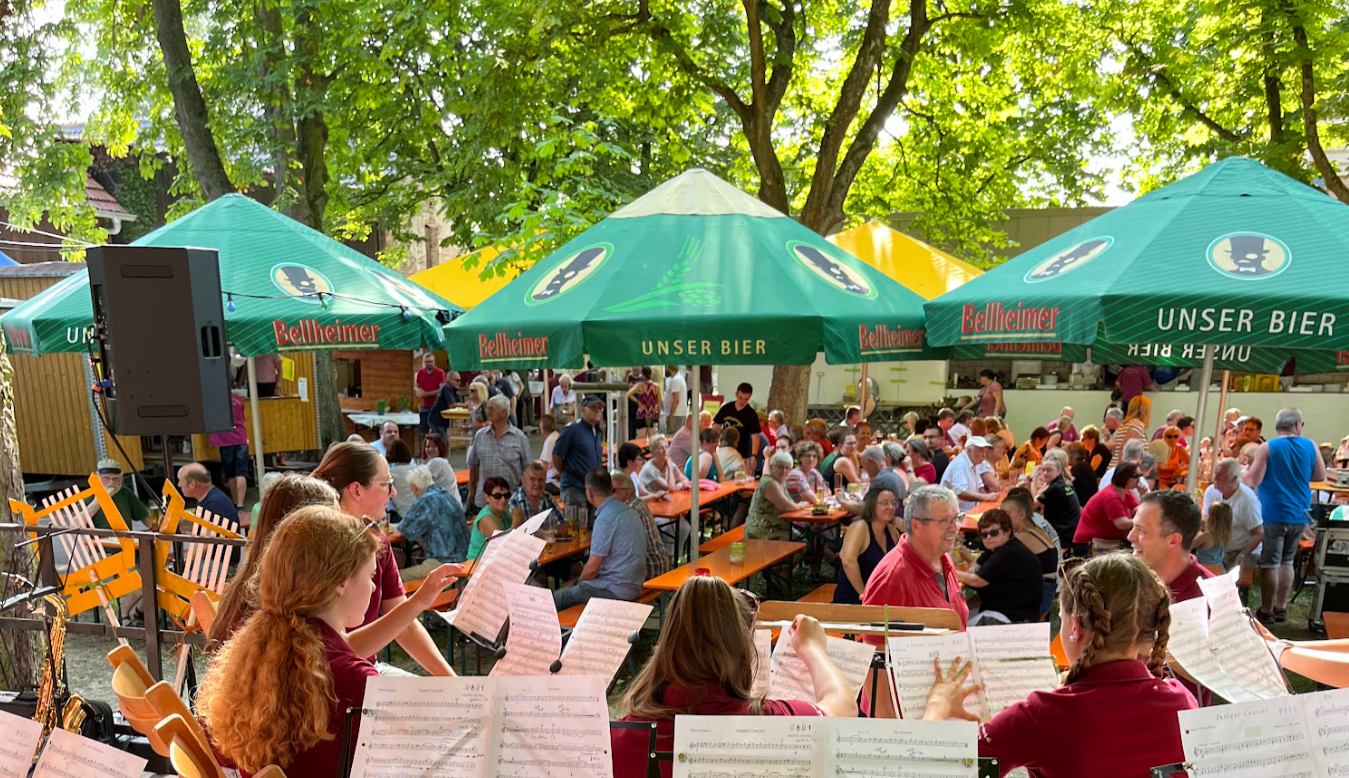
[1244,407,1325,624]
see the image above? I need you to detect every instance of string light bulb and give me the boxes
[226,294,236,313]
[402,306,413,321]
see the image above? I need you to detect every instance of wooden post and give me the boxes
[246,358,265,486]
[859,364,870,422]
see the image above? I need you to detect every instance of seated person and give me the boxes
[385,439,417,520]
[835,487,902,604]
[685,428,722,482]
[784,441,829,503]
[420,433,462,508]
[1081,425,1111,478]
[840,446,905,516]
[468,476,513,560]
[1192,501,1231,569]
[922,554,1194,777]
[1032,458,1082,555]
[612,577,856,778]
[617,442,653,498]
[509,462,561,527]
[612,472,671,580]
[954,509,1043,624]
[905,438,938,485]
[744,452,813,542]
[198,507,458,778]
[1066,442,1099,506]
[863,485,968,628]
[821,428,861,488]
[638,434,691,494]
[398,465,471,579]
[552,468,648,609]
[1011,427,1050,473]
[177,462,239,524]
[1156,426,1188,489]
[715,427,745,480]
[1074,463,1140,555]
[91,458,151,530]
[1001,488,1060,619]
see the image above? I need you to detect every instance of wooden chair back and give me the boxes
[756,601,962,631]
[190,590,221,633]
[144,681,211,758]
[9,475,141,616]
[155,481,243,623]
[154,714,227,778]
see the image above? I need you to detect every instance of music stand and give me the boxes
[442,529,539,671]
[610,720,658,778]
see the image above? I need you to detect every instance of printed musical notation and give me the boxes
[752,629,772,699]
[768,635,874,703]
[491,582,562,677]
[886,623,1058,721]
[0,709,43,778]
[349,674,614,778]
[1180,695,1317,778]
[492,675,613,778]
[453,532,548,642]
[558,598,652,682]
[672,716,977,778]
[1167,587,1288,704]
[31,728,146,778]
[349,676,496,778]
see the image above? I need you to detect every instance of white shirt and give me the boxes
[664,372,687,415]
[949,423,971,447]
[551,386,577,407]
[940,451,991,512]
[1204,483,1264,553]
[540,430,561,484]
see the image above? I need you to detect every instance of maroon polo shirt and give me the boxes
[611,683,822,778]
[1167,555,1216,605]
[364,532,406,629]
[979,659,1195,778]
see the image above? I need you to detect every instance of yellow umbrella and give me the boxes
[827,221,981,300]
[409,243,527,310]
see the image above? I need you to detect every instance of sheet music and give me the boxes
[31,728,146,778]
[822,717,978,777]
[1300,688,1349,777]
[491,582,562,677]
[1179,697,1314,778]
[1205,588,1288,701]
[769,635,874,702]
[454,531,548,641]
[965,623,1057,717]
[966,623,1050,661]
[558,598,652,682]
[885,633,978,720]
[672,714,821,778]
[752,629,772,698]
[348,676,496,778]
[0,710,42,778]
[491,674,612,778]
[1164,597,1248,702]
[520,509,554,536]
[1197,565,1241,602]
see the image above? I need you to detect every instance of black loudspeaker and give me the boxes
[88,245,232,436]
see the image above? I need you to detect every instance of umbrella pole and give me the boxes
[607,388,616,472]
[543,369,552,415]
[689,366,701,563]
[246,357,266,492]
[1213,370,1230,471]
[1186,346,1215,493]
[859,364,870,422]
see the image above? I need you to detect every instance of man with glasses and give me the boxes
[428,370,466,437]
[939,436,999,513]
[466,395,532,511]
[862,484,969,629]
[921,426,951,482]
[1244,407,1324,624]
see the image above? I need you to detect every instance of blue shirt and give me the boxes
[588,496,648,600]
[553,419,603,490]
[1257,436,1318,524]
[195,487,239,524]
[398,485,470,563]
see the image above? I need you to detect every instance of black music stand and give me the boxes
[610,720,658,778]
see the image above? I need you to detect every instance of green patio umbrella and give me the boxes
[444,168,942,369]
[0,194,460,357]
[925,156,1349,487]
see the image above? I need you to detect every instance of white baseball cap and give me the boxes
[965,436,992,448]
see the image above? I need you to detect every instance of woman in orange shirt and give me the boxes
[1156,426,1189,489]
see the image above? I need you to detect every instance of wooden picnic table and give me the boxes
[646,481,754,519]
[453,532,592,578]
[643,539,805,591]
[1311,481,1349,494]
[780,507,848,523]
[961,492,1007,532]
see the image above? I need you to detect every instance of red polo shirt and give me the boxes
[862,535,969,642]
[610,683,822,778]
[364,533,406,629]
[979,659,1195,778]
[417,367,445,409]
[1167,555,1216,605]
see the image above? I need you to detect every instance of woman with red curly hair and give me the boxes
[199,506,379,778]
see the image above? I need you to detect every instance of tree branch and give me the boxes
[619,0,751,120]
[1118,39,1245,144]
[797,0,895,231]
[1289,17,1349,201]
[761,0,798,117]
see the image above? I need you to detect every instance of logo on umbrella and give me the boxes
[1024,237,1113,283]
[526,243,612,305]
[271,264,334,303]
[1206,232,1290,281]
[788,242,874,298]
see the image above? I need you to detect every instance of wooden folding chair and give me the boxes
[9,475,141,618]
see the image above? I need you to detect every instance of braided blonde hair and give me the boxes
[1061,554,1171,684]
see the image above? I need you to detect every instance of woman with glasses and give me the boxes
[821,430,861,489]
[611,577,856,778]
[1074,462,1141,556]
[745,452,814,543]
[834,488,902,604]
[1156,426,1189,489]
[469,476,513,560]
[923,553,1193,777]
[785,441,829,504]
[311,442,459,676]
[954,509,1043,624]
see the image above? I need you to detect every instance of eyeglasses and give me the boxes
[372,479,394,490]
[738,588,761,614]
[487,492,511,500]
[1059,555,1086,577]
[876,500,899,508]
[979,528,1002,539]
[356,515,381,536]
[912,516,960,528]
[1164,434,1180,440]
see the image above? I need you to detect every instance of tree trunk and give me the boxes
[0,331,41,691]
[150,0,234,200]
[312,351,347,448]
[767,364,812,426]
[1291,21,1349,201]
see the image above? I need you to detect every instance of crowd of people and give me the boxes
[160,356,1345,778]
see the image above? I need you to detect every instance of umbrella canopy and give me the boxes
[0,194,460,357]
[925,157,1349,358]
[409,239,536,310]
[444,169,940,368]
[828,221,981,301]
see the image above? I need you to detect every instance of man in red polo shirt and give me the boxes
[863,484,969,625]
[414,351,446,435]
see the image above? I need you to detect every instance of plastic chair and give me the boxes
[1050,633,1069,671]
